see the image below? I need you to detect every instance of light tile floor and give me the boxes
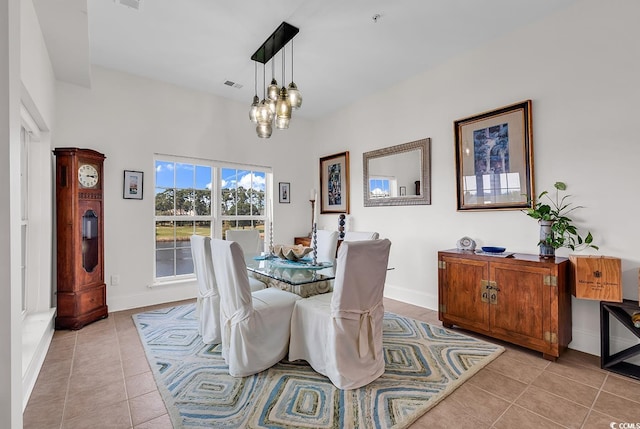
[23,298,640,428]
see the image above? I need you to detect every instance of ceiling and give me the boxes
[34,0,576,119]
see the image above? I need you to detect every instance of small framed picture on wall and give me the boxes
[279,182,291,203]
[123,170,144,200]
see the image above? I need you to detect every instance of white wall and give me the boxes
[311,0,640,356]
[55,66,316,311]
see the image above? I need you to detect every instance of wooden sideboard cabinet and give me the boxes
[438,249,572,361]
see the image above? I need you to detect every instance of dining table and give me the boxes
[245,254,336,298]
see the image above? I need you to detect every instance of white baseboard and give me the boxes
[568,326,602,356]
[384,283,438,311]
[22,308,56,411]
[107,286,197,312]
[570,326,640,363]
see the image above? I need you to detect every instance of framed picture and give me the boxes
[454,100,534,211]
[319,151,350,214]
[399,186,407,196]
[279,182,290,203]
[123,170,144,200]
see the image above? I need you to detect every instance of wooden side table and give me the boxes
[294,236,311,247]
[600,299,640,380]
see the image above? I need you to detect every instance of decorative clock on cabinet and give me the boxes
[53,148,108,329]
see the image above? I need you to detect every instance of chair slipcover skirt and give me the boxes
[211,238,301,377]
[289,239,391,389]
[190,235,221,345]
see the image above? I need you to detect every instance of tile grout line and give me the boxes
[115,315,135,429]
[580,371,609,429]
[59,331,78,429]
[482,360,585,428]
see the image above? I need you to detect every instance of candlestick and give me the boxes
[311,222,318,266]
[269,198,274,256]
[308,200,315,237]
[269,221,274,256]
[309,190,316,237]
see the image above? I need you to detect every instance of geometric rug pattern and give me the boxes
[133,303,504,428]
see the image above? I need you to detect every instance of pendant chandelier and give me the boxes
[250,22,302,139]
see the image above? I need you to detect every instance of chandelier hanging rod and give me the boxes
[251,22,299,64]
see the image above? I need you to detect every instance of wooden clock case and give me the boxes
[54,147,108,330]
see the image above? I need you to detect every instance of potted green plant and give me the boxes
[524,181,598,257]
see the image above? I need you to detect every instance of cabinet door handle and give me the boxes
[490,292,498,305]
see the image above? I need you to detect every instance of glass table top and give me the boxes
[245,254,336,285]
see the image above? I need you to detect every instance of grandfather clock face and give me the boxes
[78,163,99,188]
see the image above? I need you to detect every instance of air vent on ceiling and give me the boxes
[113,0,142,11]
[224,80,243,89]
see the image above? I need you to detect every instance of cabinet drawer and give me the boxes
[78,287,106,314]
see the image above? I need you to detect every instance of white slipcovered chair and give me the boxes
[314,229,339,262]
[190,235,265,344]
[343,231,379,241]
[225,229,262,254]
[190,235,221,344]
[210,238,302,377]
[289,239,392,389]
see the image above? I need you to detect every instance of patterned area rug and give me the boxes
[133,303,504,428]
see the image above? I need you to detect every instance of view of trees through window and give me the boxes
[220,168,266,235]
[154,159,267,280]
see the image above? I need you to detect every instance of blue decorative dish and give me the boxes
[481,246,506,253]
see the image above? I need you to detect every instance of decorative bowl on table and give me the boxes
[273,244,313,261]
[481,246,506,254]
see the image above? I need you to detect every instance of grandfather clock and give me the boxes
[54,148,108,329]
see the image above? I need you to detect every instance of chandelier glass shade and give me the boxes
[249,95,259,123]
[267,80,279,101]
[256,122,272,139]
[256,99,274,125]
[287,82,302,110]
[249,22,301,139]
[275,87,291,129]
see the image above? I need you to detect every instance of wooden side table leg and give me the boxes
[600,301,611,369]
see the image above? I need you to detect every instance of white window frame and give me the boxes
[153,154,272,284]
[20,126,28,315]
[19,104,43,318]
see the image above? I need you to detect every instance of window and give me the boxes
[155,160,212,279]
[20,103,47,317]
[220,167,266,239]
[369,176,397,198]
[154,157,269,282]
